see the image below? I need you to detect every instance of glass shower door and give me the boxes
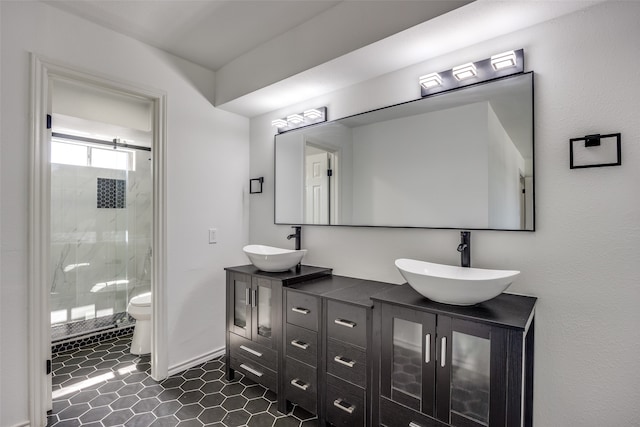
[50,135,150,341]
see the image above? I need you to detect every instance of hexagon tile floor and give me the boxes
[47,334,318,427]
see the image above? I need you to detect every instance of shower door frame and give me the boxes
[29,54,168,426]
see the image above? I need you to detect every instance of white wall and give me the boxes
[274,131,305,224]
[351,102,489,227]
[487,103,524,229]
[0,2,249,426]
[249,2,640,425]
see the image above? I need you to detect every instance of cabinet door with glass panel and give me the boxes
[380,304,508,427]
[227,273,276,349]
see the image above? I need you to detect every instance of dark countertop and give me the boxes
[286,275,397,308]
[224,264,332,286]
[371,283,536,330]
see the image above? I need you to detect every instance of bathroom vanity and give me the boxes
[224,266,536,427]
[224,265,332,397]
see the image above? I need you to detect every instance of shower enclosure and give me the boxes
[50,129,152,342]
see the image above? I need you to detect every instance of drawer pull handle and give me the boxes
[239,364,263,377]
[333,355,355,368]
[290,340,310,350]
[292,307,310,315]
[239,345,262,357]
[290,378,309,391]
[440,336,447,368]
[334,318,356,328]
[409,422,424,427]
[333,398,355,414]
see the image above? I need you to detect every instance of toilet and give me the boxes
[127,292,151,355]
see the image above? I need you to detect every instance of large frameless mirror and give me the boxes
[275,72,534,231]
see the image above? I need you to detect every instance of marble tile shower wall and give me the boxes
[51,151,152,328]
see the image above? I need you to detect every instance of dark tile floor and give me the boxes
[47,334,317,427]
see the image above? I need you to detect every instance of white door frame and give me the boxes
[29,54,168,426]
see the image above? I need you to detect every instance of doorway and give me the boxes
[29,56,168,426]
[304,141,339,225]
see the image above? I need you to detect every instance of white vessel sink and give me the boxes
[243,245,307,272]
[395,258,520,305]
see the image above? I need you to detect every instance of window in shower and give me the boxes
[51,139,135,171]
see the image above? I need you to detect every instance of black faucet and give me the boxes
[457,231,471,268]
[287,226,302,251]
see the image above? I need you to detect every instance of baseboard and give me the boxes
[9,421,30,427]
[167,346,225,377]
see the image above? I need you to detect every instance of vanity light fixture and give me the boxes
[491,51,517,70]
[287,114,304,124]
[419,72,443,89]
[303,109,323,119]
[271,106,327,133]
[419,49,524,98]
[271,118,288,128]
[452,63,478,81]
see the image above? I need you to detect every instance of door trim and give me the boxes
[29,54,168,426]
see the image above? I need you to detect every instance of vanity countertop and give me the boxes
[286,275,397,308]
[372,283,536,330]
[224,264,332,286]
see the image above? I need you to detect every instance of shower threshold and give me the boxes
[51,311,133,343]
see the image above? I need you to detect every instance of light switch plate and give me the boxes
[209,228,217,244]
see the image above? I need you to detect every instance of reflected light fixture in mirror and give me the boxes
[419,49,524,98]
[271,106,327,133]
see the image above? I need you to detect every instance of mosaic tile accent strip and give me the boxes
[48,335,318,427]
[52,325,135,354]
[97,177,126,208]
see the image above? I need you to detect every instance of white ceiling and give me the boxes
[44,0,469,72]
[44,0,342,71]
[44,0,602,117]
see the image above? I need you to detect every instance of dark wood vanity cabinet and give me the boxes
[225,266,535,427]
[224,265,332,396]
[283,276,395,426]
[372,284,536,427]
[283,289,321,414]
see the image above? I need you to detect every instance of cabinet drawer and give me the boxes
[286,291,319,331]
[327,338,366,387]
[380,397,448,427]
[326,375,365,427]
[230,356,277,393]
[285,323,317,367]
[229,333,277,370]
[327,300,367,348]
[284,357,317,414]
